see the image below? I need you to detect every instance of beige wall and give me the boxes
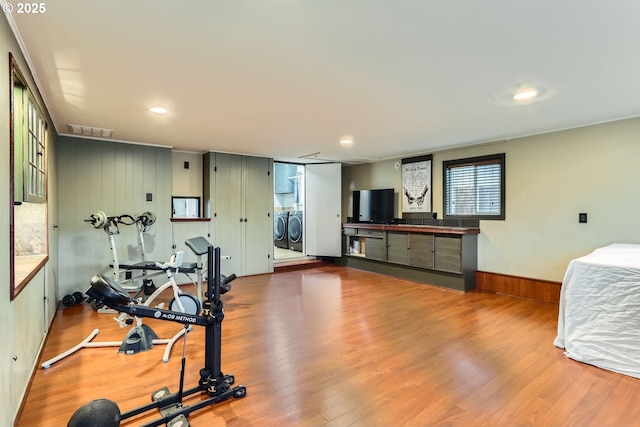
[344,117,640,282]
[171,151,203,199]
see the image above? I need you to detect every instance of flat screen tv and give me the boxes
[353,188,395,224]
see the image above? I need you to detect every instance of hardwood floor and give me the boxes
[16,265,640,427]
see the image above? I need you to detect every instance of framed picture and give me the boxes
[401,155,432,213]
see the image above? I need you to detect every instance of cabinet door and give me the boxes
[365,237,385,260]
[386,232,408,264]
[172,221,211,260]
[212,153,273,277]
[434,236,462,273]
[243,156,273,275]
[409,233,434,268]
[213,153,243,276]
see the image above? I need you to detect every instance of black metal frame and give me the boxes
[84,245,245,427]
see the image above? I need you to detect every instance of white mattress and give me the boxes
[554,243,640,378]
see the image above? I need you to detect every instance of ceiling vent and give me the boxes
[68,124,114,138]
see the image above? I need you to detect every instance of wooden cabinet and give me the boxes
[204,152,274,277]
[346,229,386,261]
[342,224,479,291]
[387,232,436,268]
[408,233,434,269]
[387,232,409,264]
[434,236,462,273]
[364,237,385,261]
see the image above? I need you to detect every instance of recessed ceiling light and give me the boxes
[489,81,555,107]
[340,135,354,145]
[149,106,168,114]
[513,87,539,101]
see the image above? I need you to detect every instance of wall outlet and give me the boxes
[579,213,587,223]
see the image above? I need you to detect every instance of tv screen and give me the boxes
[353,189,395,224]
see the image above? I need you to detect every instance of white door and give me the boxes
[305,163,342,257]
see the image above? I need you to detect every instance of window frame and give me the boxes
[10,52,49,300]
[24,96,47,203]
[443,153,506,220]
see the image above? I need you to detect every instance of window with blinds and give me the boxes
[443,153,505,220]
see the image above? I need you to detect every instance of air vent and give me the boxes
[68,124,113,138]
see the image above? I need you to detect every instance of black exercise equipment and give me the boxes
[68,398,121,427]
[184,236,232,297]
[75,245,246,427]
[62,291,85,307]
[84,211,156,234]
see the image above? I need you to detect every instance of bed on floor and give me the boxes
[554,243,640,378]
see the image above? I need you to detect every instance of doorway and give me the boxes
[273,162,307,262]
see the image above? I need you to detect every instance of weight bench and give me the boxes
[184,237,211,302]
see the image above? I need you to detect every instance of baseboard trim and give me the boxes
[475,271,561,305]
[274,258,325,273]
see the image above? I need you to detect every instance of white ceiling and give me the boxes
[5,1,640,164]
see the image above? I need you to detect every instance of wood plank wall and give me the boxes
[56,137,173,298]
[475,270,561,305]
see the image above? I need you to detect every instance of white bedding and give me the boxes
[554,243,640,378]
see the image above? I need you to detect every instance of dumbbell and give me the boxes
[139,211,156,227]
[84,211,108,229]
[62,291,85,307]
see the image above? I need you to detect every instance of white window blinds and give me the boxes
[444,154,505,219]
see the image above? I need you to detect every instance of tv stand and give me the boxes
[341,223,480,291]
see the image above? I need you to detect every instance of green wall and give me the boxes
[1,14,59,425]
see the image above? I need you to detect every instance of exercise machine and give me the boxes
[183,236,233,301]
[42,251,196,368]
[69,245,245,427]
[84,211,198,296]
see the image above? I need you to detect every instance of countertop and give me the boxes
[343,223,480,235]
